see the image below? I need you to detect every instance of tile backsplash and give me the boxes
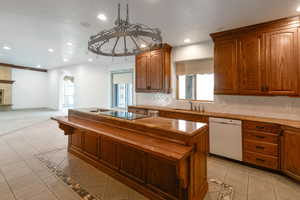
[136,93,300,121]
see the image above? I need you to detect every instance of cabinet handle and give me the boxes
[255,146,265,150]
[256,126,265,130]
[256,158,265,162]
[255,135,265,139]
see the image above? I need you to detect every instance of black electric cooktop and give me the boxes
[99,111,148,120]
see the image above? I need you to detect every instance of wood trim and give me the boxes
[210,15,300,40]
[0,63,47,72]
[0,80,15,84]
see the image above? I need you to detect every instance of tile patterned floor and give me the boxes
[0,111,299,200]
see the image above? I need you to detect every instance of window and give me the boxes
[63,76,75,108]
[112,71,133,108]
[176,59,214,101]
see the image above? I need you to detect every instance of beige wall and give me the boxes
[0,66,12,105]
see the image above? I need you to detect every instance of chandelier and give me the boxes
[88,3,162,57]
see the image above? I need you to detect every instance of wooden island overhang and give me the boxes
[52,108,209,200]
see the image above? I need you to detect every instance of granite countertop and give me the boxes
[129,105,300,129]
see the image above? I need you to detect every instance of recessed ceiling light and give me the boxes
[97,14,107,21]
[3,46,11,50]
[184,38,191,43]
[297,6,300,12]
[67,42,73,46]
[88,58,93,62]
[140,44,147,48]
[63,58,69,62]
[48,48,54,52]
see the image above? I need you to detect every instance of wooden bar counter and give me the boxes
[52,108,209,200]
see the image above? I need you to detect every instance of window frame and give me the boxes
[111,69,134,109]
[176,74,214,102]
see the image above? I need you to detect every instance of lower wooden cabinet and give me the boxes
[243,121,281,170]
[281,126,300,181]
[67,131,208,200]
[101,137,119,169]
[82,131,99,159]
[147,155,179,199]
[119,144,146,183]
[70,130,83,150]
[244,151,279,170]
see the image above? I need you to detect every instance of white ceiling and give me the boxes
[0,0,300,69]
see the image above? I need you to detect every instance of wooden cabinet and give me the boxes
[82,131,99,159]
[214,39,239,94]
[135,44,172,93]
[119,144,146,183]
[265,28,299,95]
[238,32,264,94]
[136,53,148,91]
[243,121,281,170]
[281,126,300,181]
[101,137,119,169]
[211,16,300,96]
[70,130,82,150]
[147,155,179,199]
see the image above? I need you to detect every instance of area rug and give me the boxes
[35,148,233,200]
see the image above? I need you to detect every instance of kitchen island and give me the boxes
[52,108,209,200]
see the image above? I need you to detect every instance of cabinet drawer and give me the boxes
[244,140,278,156]
[244,151,278,170]
[243,121,281,134]
[244,130,279,144]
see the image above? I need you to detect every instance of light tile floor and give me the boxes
[0,110,299,200]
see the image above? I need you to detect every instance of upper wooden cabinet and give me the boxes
[211,16,300,96]
[135,44,172,93]
[238,32,263,95]
[265,28,299,95]
[281,126,300,181]
[136,53,148,91]
[214,39,238,94]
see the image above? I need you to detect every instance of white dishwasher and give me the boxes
[209,117,242,161]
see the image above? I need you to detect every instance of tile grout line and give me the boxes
[0,118,51,138]
[0,168,18,200]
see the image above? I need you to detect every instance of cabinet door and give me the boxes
[119,145,146,183]
[214,40,239,94]
[136,53,149,91]
[100,137,119,169]
[282,127,300,181]
[82,131,99,160]
[238,33,264,94]
[265,28,299,95]
[70,130,82,150]
[147,155,179,199]
[149,50,163,91]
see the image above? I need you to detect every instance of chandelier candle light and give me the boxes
[88,3,162,57]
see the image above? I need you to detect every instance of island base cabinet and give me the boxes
[66,128,209,200]
[281,126,300,181]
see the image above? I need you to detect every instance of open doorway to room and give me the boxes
[62,76,75,109]
[111,70,133,109]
